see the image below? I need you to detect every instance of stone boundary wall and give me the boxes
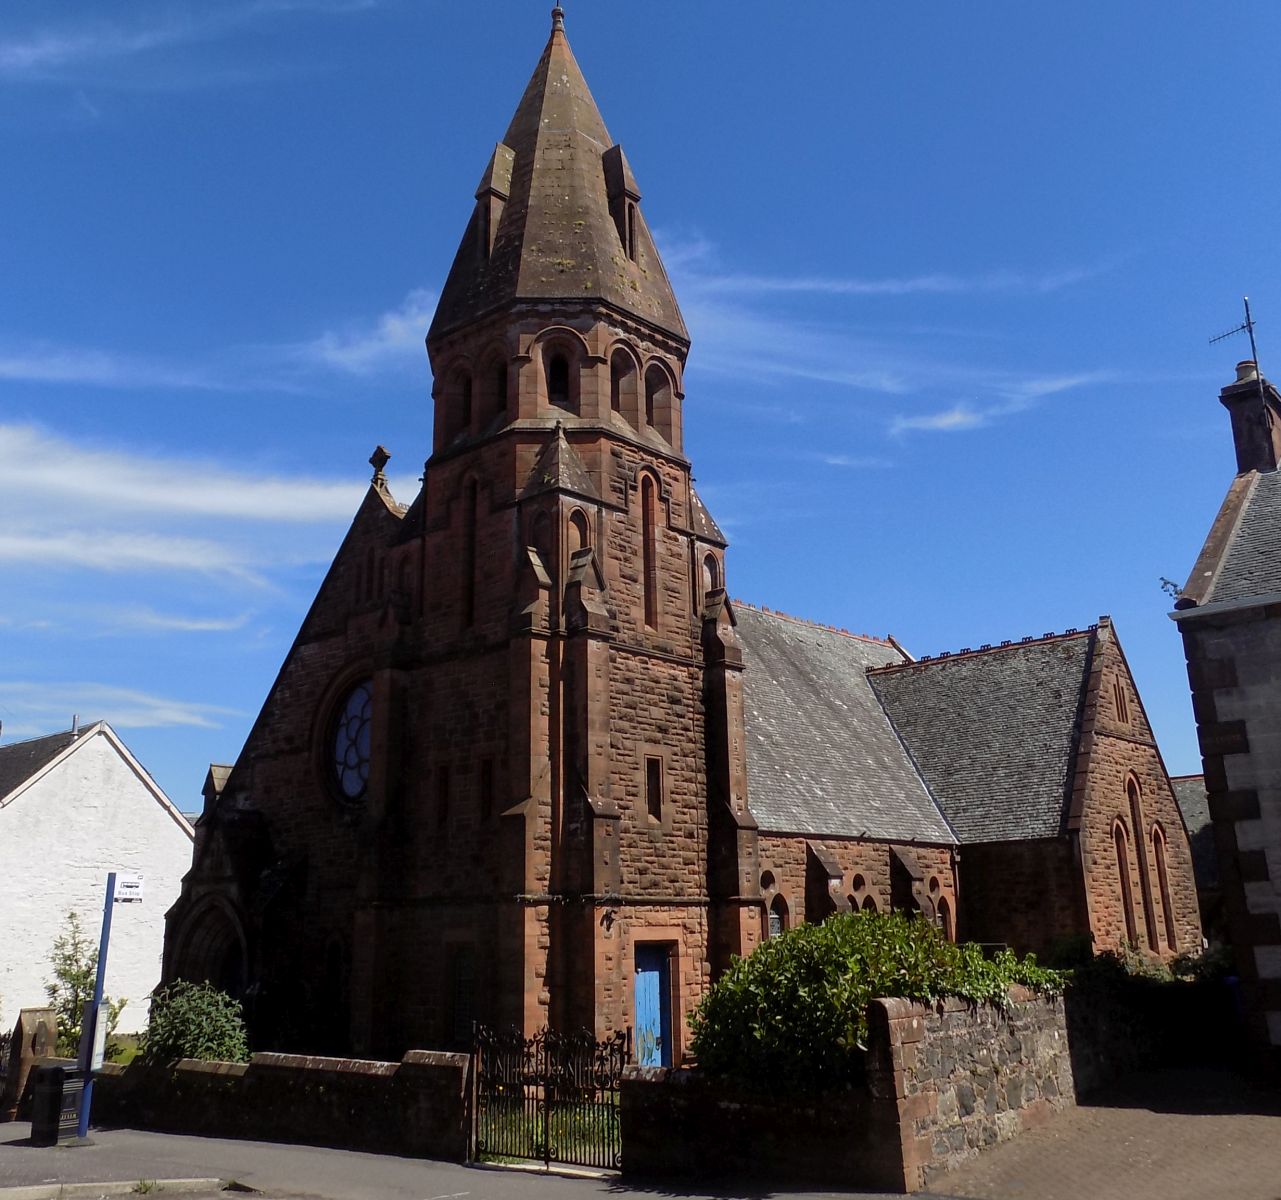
[93,1050,471,1162]
[622,984,1203,1193]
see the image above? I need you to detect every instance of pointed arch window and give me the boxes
[1127,776,1159,949]
[1152,824,1178,952]
[569,508,589,555]
[644,365,673,443]
[768,894,789,939]
[1114,821,1138,945]
[938,896,954,942]
[462,480,479,628]
[626,202,638,261]
[641,474,658,628]
[610,348,638,424]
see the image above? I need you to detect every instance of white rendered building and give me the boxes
[0,722,194,1034]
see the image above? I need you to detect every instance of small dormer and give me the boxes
[603,144,641,262]
[475,142,515,261]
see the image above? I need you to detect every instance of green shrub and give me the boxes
[45,911,126,1058]
[688,910,1064,1093]
[141,981,249,1065]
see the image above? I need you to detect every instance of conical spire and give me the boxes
[428,8,687,344]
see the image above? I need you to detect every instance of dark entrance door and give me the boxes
[633,944,672,1067]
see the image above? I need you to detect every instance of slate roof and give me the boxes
[690,486,727,546]
[0,728,80,804]
[869,631,1095,843]
[1170,774,1218,892]
[428,10,687,342]
[733,604,955,845]
[1196,468,1281,606]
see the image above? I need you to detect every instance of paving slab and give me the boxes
[923,1067,1281,1200]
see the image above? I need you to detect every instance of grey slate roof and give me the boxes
[1170,774,1218,892]
[734,604,955,845]
[869,632,1095,843]
[0,728,78,803]
[1202,468,1281,605]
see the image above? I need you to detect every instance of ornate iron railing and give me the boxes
[473,1024,629,1170]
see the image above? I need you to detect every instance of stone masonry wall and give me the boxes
[1179,604,1281,1072]
[94,1050,471,1162]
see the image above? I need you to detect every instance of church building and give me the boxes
[166,8,1200,1063]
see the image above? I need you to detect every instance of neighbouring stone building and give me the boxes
[165,8,1200,1062]
[1173,359,1281,1074]
[0,721,194,1033]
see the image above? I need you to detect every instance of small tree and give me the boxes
[141,981,249,1065]
[45,911,126,1058]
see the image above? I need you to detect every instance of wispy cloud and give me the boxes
[299,288,436,374]
[888,372,1116,436]
[0,344,229,390]
[688,263,1110,299]
[0,424,366,522]
[1,1,380,82]
[0,530,267,584]
[0,682,242,736]
[818,454,893,469]
[108,607,253,634]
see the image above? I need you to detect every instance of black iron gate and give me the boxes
[472,1025,629,1170]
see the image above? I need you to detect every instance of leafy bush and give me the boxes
[1170,944,1235,984]
[689,910,1064,1093]
[45,911,126,1058]
[141,981,249,1065]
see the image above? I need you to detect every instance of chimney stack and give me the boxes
[1220,361,1281,474]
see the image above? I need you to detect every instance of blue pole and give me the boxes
[77,872,116,1140]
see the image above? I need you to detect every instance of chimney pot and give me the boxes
[1237,360,1258,383]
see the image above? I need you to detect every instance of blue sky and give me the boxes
[2,0,1278,806]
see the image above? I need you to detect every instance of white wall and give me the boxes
[0,729,194,1034]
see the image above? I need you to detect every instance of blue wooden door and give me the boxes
[633,945,672,1067]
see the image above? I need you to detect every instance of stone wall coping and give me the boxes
[175,1059,248,1078]
[873,985,1052,1024]
[248,1052,398,1078]
[399,1050,470,1070]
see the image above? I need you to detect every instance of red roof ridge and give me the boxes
[866,623,1098,674]
[732,598,893,646]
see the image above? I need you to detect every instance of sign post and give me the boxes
[75,871,141,1141]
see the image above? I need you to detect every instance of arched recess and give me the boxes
[568,507,590,555]
[447,366,474,441]
[1126,775,1159,949]
[533,328,588,414]
[938,896,954,941]
[700,551,721,600]
[860,894,879,913]
[1113,818,1138,945]
[481,352,509,426]
[644,362,675,442]
[1151,823,1178,952]
[172,897,249,998]
[610,345,640,426]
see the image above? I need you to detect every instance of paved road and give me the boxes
[0,1122,883,1200]
[2,1068,1278,1200]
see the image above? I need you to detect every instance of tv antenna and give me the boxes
[1210,296,1269,415]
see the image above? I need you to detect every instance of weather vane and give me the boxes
[1210,296,1269,415]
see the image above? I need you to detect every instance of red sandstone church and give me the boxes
[165,9,1201,1062]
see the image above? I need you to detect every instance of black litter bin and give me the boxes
[30,1066,86,1146]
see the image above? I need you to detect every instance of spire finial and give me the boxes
[369,444,390,484]
[551,4,565,33]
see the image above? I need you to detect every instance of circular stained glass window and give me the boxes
[332,681,373,802]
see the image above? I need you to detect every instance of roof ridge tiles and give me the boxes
[731,599,892,645]
[866,623,1098,674]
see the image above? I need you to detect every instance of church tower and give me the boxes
[415,4,760,1050]
[165,7,761,1060]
